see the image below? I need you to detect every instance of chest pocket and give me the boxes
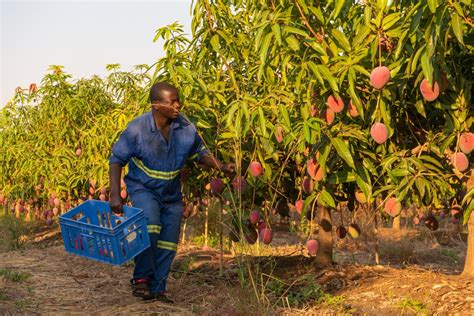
[136,133,168,170]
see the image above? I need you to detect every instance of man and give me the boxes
[109,82,234,302]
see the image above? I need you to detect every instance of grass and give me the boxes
[192,233,222,249]
[397,297,429,315]
[190,231,274,256]
[264,274,347,310]
[0,268,31,282]
[438,248,460,263]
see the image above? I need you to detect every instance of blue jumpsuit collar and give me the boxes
[148,111,186,133]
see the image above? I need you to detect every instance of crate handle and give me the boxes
[125,231,137,242]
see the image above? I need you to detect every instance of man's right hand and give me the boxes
[109,193,123,215]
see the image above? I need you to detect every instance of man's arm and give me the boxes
[108,126,134,213]
[109,163,123,213]
[199,154,234,176]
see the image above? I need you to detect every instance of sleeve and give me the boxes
[109,127,135,166]
[188,128,209,163]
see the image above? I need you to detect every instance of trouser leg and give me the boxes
[129,191,161,281]
[149,201,183,293]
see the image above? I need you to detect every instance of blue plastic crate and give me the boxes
[59,200,150,265]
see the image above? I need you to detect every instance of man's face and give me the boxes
[152,89,181,119]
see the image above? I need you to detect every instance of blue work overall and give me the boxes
[109,112,207,293]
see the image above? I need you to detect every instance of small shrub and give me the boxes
[0,215,40,251]
[267,274,346,309]
[286,282,324,307]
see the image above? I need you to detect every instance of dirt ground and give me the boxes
[1,224,473,315]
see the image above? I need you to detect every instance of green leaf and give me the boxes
[278,104,291,128]
[440,134,456,153]
[283,26,309,37]
[332,0,345,19]
[309,6,324,23]
[286,35,300,51]
[296,0,309,14]
[210,34,220,53]
[216,30,232,45]
[352,25,371,49]
[330,137,355,169]
[379,98,391,128]
[414,100,426,118]
[451,12,464,45]
[420,52,433,84]
[331,29,351,53]
[328,170,356,184]
[427,0,437,13]
[355,162,372,200]
[176,66,193,83]
[415,178,426,199]
[463,205,473,225]
[376,0,387,11]
[302,193,317,219]
[303,123,311,143]
[382,13,401,31]
[272,24,282,45]
[351,65,371,77]
[419,155,444,169]
[391,168,410,177]
[307,61,325,86]
[364,5,372,25]
[260,33,274,63]
[226,102,237,124]
[258,107,267,138]
[196,120,213,129]
[254,26,267,52]
[318,141,332,172]
[318,190,336,208]
[316,65,339,93]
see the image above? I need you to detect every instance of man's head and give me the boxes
[150,82,181,119]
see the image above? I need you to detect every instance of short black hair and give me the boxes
[149,82,178,103]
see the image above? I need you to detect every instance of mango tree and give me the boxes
[150,0,473,274]
[0,65,151,222]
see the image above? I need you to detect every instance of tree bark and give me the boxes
[373,203,380,265]
[392,215,401,230]
[462,214,474,277]
[315,206,333,267]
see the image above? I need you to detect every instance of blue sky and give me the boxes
[1,0,193,106]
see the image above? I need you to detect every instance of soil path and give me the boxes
[1,229,473,315]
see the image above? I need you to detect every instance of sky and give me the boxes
[0,0,193,107]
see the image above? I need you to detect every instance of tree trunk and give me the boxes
[462,214,474,277]
[315,206,333,267]
[392,215,401,230]
[373,203,380,265]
